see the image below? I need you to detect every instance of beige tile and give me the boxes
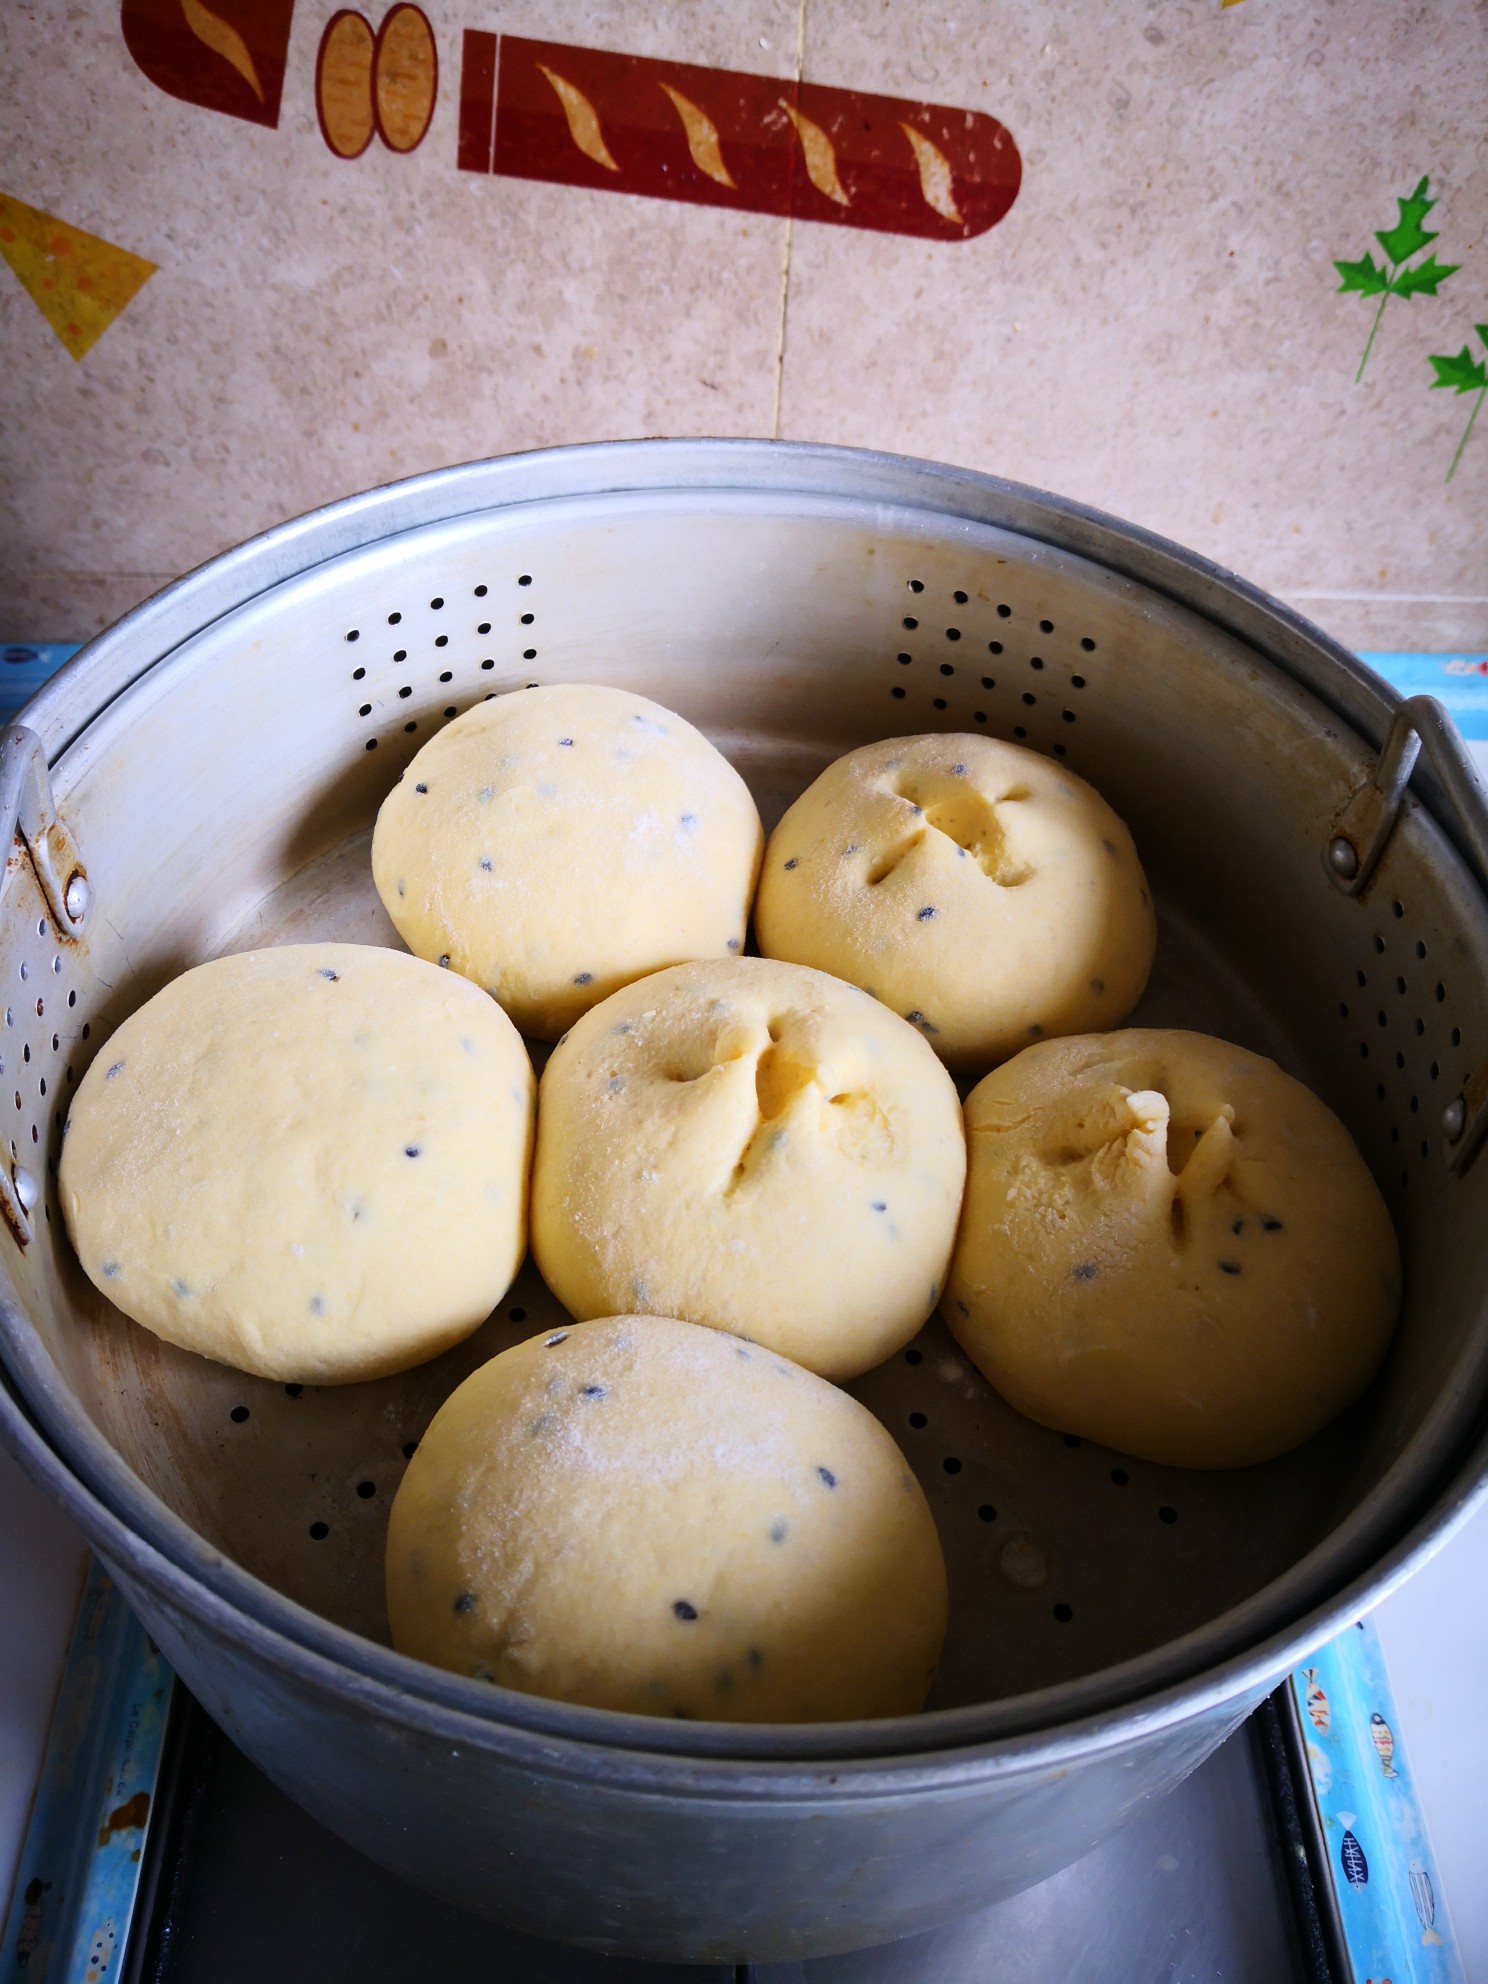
[1,1,1485,649]
[779,1,1488,650]
[0,1,796,627]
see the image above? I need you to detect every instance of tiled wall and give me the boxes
[2,1,1484,647]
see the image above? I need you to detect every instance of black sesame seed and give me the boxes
[559,737,574,747]
[1219,1259,1242,1275]
[580,1384,606,1399]
[673,1600,698,1621]
[405,1145,421,1158]
[955,1298,970,1316]
[769,1520,788,1543]
[1231,1218,1244,1235]
[573,972,593,985]
[453,1590,476,1614]
[951,763,966,776]
[319,969,339,981]
[1072,1262,1097,1281]
[917,905,937,921]
[784,857,799,870]
[415,782,427,794]
[437,955,450,968]
[1262,1217,1283,1232]
[872,1200,887,1212]
[545,1331,568,1346]
[817,1466,838,1488]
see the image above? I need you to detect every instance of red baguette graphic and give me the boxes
[486,36,1020,241]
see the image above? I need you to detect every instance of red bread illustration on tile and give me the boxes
[472,34,1020,241]
[121,0,296,128]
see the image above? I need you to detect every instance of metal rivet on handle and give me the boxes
[1442,1097,1467,1145]
[64,873,89,923]
[12,1166,38,1211]
[1328,837,1359,880]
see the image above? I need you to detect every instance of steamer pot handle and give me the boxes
[0,725,90,939]
[1325,696,1488,1176]
[0,726,88,1246]
[1325,695,1488,899]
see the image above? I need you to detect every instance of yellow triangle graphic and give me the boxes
[0,191,157,361]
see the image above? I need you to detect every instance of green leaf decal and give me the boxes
[1393,254,1461,299]
[1429,347,1488,394]
[1336,174,1458,382]
[1427,322,1487,481]
[1335,254,1390,297]
[1375,176,1438,265]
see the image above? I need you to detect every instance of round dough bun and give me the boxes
[946,1029,1401,1469]
[754,734,1156,1071]
[371,683,763,1040]
[386,1315,948,1721]
[59,945,535,1384]
[530,958,967,1381]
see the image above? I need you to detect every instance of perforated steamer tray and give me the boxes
[3,442,1488,1768]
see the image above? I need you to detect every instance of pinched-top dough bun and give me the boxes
[371,684,763,1039]
[754,734,1155,1071]
[385,1315,948,1721]
[59,945,535,1384]
[946,1029,1401,1469]
[530,958,967,1380]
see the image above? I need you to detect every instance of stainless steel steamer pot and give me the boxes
[2,442,1486,1962]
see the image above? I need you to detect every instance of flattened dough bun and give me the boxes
[371,683,763,1039]
[754,734,1156,1071]
[530,958,966,1381]
[59,945,535,1384]
[385,1315,948,1721]
[946,1030,1401,1469]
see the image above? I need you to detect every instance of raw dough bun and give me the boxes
[385,1315,948,1721]
[946,1029,1400,1468]
[530,958,967,1381]
[754,734,1155,1071]
[371,684,763,1039]
[59,944,535,1383]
